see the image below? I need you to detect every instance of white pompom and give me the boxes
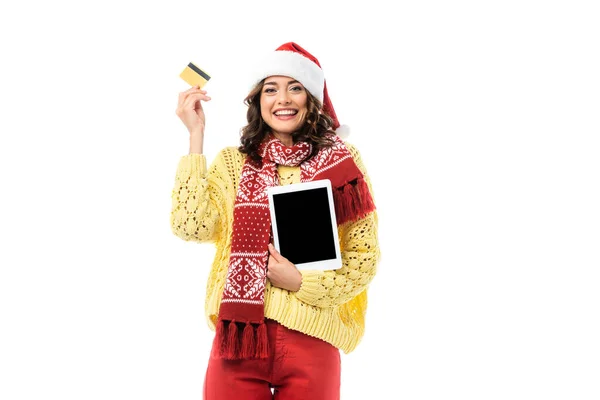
[335,124,351,139]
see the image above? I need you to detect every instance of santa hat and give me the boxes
[250,42,349,138]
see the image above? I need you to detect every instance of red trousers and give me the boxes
[203,319,341,400]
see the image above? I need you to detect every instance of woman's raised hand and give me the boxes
[176,86,211,136]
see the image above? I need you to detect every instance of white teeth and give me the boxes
[275,110,297,116]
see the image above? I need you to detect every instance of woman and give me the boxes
[171,42,380,400]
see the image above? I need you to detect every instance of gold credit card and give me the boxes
[179,62,211,88]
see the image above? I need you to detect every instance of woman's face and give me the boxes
[260,75,308,142]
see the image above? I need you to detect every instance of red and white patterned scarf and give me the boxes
[215,134,375,359]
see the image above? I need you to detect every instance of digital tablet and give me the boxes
[267,179,342,270]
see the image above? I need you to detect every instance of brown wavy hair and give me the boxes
[238,79,336,162]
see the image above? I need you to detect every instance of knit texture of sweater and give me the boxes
[170,142,380,354]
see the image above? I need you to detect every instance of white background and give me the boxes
[1,0,599,399]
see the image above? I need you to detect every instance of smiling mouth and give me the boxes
[274,110,298,116]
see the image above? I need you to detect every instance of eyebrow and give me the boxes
[263,80,300,86]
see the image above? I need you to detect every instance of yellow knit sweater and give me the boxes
[170,142,380,354]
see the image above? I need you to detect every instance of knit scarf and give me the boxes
[215,134,375,359]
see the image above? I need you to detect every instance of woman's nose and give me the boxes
[277,90,291,104]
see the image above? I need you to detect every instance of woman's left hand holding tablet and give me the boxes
[266,244,302,292]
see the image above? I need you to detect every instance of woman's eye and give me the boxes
[264,88,276,93]
[290,86,303,92]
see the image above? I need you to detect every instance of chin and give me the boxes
[273,125,299,135]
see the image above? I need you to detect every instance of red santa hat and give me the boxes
[250,42,349,138]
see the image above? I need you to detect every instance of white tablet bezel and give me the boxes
[267,179,342,271]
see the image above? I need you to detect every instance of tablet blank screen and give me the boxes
[271,187,337,265]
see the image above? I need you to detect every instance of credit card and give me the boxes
[179,62,211,88]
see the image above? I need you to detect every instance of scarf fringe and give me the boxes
[334,177,376,225]
[215,319,269,360]
[226,320,239,359]
[241,322,255,358]
[256,321,268,358]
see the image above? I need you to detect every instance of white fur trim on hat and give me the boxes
[335,124,351,139]
[250,51,325,102]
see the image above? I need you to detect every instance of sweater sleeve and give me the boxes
[293,143,380,308]
[170,150,234,243]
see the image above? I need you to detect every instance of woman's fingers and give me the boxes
[178,89,207,106]
[178,87,208,106]
[176,93,211,115]
[181,93,211,110]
